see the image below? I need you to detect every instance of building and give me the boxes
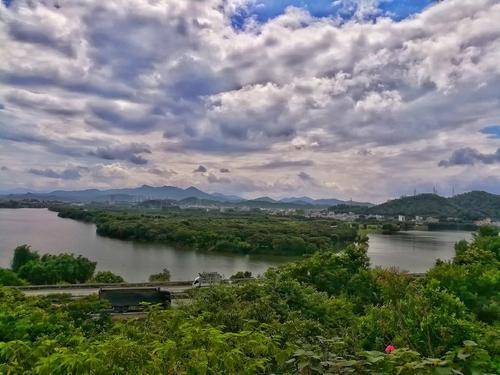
[474,218,492,226]
[398,215,405,222]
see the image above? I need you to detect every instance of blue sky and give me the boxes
[231,0,436,29]
[480,126,500,139]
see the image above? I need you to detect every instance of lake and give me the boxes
[368,230,473,273]
[0,208,473,281]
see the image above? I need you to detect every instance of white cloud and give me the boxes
[0,0,499,201]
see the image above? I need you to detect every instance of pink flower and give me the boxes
[385,345,396,354]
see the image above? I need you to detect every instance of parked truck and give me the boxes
[98,287,171,313]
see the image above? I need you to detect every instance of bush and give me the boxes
[230,271,252,280]
[91,271,124,284]
[149,268,171,282]
[0,268,26,286]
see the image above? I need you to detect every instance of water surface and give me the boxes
[368,230,473,273]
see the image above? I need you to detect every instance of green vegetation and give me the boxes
[91,271,125,284]
[0,268,26,286]
[148,268,171,282]
[3,245,124,286]
[0,226,498,373]
[450,191,500,219]
[381,223,400,235]
[15,249,96,285]
[229,270,252,280]
[0,199,48,209]
[54,207,359,256]
[333,191,500,220]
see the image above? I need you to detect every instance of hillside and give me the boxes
[369,194,465,217]
[449,191,500,219]
[331,191,500,219]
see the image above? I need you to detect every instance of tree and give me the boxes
[91,271,124,284]
[149,268,171,282]
[11,245,39,272]
[17,253,96,285]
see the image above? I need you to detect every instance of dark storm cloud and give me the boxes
[193,165,207,173]
[28,167,88,180]
[439,147,500,167]
[246,159,314,170]
[1,166,9,171]
[89,143,152,165]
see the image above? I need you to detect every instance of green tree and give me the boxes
[11,245,39,272]
[17,253,96,285]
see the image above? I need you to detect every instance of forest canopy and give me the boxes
[54,207,359,256]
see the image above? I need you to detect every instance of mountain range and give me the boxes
[0,185,371,207]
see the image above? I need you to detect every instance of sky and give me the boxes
[0,0,499,202]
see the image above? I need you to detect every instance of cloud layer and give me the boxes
[0,0,499,201]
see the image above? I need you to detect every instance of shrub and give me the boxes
[91,271,124,284]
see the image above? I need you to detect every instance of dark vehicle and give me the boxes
[98,287,171,313]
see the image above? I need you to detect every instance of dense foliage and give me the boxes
[0,268,26,286]
[0,226,498,373]
[449,191,500,219]
[17,253,96,285]
[7,245,97,285]
[55,207,359,255]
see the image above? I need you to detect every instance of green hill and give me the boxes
[369,194,465,217]
[449,191,500,219]
[331,191,500,219]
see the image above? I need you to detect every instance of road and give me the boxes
[20,284,193,297]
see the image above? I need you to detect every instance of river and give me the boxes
[368,230,473,273]
[0,208,290,282]
[0,208,473,281]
